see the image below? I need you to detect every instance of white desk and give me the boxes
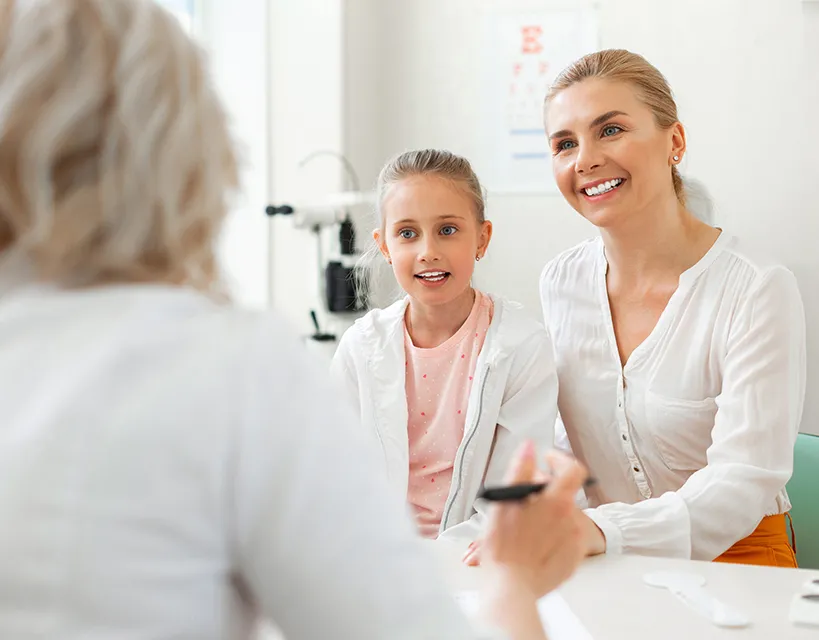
[432,540,819,639]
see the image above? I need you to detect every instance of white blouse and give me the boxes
[540,232,806,561]
[0,280,491,640]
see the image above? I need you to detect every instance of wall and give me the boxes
[343,0,819,435]
[199,0,271,309]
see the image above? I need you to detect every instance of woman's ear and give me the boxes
[669,122,687,164]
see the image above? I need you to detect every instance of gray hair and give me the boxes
[0,0,238,293]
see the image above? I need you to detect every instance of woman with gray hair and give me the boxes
[0,1,588,639]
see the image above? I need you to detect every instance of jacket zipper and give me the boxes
[440,363,491,530]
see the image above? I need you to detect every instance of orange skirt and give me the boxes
[713,514,797,568]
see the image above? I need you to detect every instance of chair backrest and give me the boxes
[787,433,819,569]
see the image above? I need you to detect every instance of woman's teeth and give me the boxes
[417,271,447,282]
[584,178,623,196]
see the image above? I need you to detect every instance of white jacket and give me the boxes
[0,277,499,639]
[331,294,559,543]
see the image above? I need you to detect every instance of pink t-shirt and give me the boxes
[404,290,493,538]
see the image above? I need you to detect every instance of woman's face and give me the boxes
[545,78,684,229]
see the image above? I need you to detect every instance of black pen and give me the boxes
[478,477,597,502]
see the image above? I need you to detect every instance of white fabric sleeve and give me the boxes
[438,330,559,546]
[328,327,362,425]
[553,413,589,510]
[231,317,500,639]
[586,267,806,560]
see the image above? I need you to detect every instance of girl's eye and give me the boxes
[602,125,622,137]
[398,229,416,240]
[440,225,457,236]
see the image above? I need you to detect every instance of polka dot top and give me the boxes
[404,290,493,538]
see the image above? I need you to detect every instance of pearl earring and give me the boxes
[476,255,482,262]
[673,155,680,162]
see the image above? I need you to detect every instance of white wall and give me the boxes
[342,0,819,434]
[267,0,348,342]
[200,0,271,309]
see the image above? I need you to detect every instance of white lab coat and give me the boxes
[331,295,559,543]
[0,273,501,639]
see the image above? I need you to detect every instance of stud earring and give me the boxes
[476,255,482,262]
[673,155,680,162]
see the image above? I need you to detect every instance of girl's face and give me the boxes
[546,77,685,229]
[375,174,491,308]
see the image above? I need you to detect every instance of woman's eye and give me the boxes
[399,229,416,240]
[440,225,457,236]
[557,140,576,152]
[602,125,622,137]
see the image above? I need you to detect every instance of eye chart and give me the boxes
[482,7,599,194]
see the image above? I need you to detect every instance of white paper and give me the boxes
[454,589,594,640]
[480,7,600,194]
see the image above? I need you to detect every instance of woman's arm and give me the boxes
[233,317,586,639]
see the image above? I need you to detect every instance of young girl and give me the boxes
[331,149,558,543]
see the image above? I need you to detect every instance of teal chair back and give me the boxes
[787,433,819,569]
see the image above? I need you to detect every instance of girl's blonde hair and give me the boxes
[375,149,486,230]
[0,0,238,292]
[357,149,487,306]
[545,49,688,206]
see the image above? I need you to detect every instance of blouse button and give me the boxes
[633,466,640,473]
[622,434,628,441]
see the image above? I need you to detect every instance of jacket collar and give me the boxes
[357,294,523,370]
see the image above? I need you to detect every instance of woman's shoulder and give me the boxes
[694,233,801,315]
[715,234,797,284]
[539,236,601,290]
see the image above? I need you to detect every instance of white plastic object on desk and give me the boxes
[802,578,819,596]
[789,593,819,628]
[643,571,751,629]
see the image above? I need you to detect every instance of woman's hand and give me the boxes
[480,443,587,600]
[463,459,606,569]
[579,512,606,556]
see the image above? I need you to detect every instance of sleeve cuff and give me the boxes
[584,507,623,555]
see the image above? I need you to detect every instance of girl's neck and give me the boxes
[406,287,477,349]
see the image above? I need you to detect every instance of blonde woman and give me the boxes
[0,1,589,639]
[466,49,804,571]
[539,50,805,566]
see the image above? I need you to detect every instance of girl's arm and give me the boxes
[329,327,363,424]
[440,329,559,544]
